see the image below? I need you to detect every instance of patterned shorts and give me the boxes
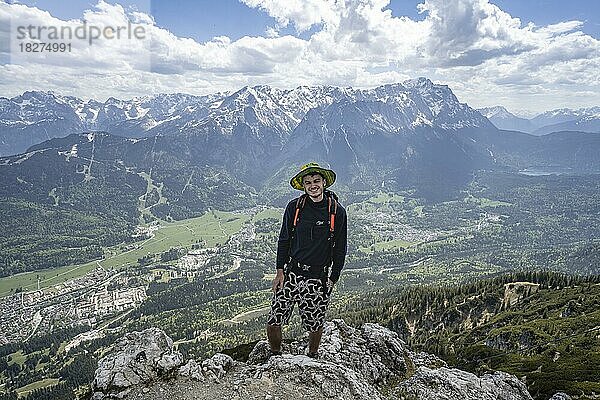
[267,271,331,332]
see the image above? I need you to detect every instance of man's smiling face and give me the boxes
[302,173,326,202]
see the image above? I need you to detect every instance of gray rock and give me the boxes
[158,352,185,371]
[247,340,272,365]
[549,393,572,400]
[178,359,205,382]
[259,353,383,399]
[178,353,234,384]
[407,350,447,369]
[92,327,184,399]
[202,353,235,380]
[316,319,407,387]
[102,321,536,400]
[396,366,533,400]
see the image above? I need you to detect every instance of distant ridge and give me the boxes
[478,105,536,132]
[478,105,600,135]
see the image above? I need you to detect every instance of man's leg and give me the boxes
[266,324,282,353]
[299,278,331,357]
[266,272,297,354]
[307,327,323,354]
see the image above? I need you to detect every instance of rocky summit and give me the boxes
[91,328,184,399]
[91,319,533,400]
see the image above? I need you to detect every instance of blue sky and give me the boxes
[2,0,599,113]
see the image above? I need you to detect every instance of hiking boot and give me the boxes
[307,352,319,359]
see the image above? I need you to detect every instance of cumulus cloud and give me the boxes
[265,26,279,38]
[539,20,584,35]
[0,0,598,112]
[1,1,151,70]
[416,0,537,66]
[240,0,337,32]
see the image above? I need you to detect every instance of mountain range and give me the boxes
[1,79,599,276]
[1,80,492,155]
[1,79,599,212]
[478,105,600,135]
[2,87,597,160]
[2,79,600,200]
[1,79,600,273]
[1,79,490,199]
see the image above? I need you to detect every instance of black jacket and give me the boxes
[276,194,347,283]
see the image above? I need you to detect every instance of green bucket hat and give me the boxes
[290,162,336,191]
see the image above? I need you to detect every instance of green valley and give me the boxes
[1,171,599,400]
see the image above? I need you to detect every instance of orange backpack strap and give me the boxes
[328,194,337,233]
[287,194,307,273]
[293,195,307,227]
[326,192,338,272]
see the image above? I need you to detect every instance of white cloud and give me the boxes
[538,20,584,35]
[265,26,279,38]
[417,0,540,66]
[130,11,155,25]
[0,0,598,113]
[239,0,337,32]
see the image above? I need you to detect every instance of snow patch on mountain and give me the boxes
[478,106,515,119]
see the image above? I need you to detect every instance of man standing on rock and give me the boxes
[267,162,348,358]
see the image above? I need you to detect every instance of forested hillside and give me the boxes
[332,271,600,399]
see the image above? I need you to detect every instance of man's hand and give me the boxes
[272,269,285,293]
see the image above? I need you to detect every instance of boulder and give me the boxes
[92,327,184,399]
[254,353,384,399]
[178,359,205,382]
[316,319,408,386]
[396,366,533,400]
[178,353,234,382]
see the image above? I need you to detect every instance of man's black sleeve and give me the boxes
[276,201,295,270]
[329,205,347,283]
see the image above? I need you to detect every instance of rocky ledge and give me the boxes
[91,319,545,400]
